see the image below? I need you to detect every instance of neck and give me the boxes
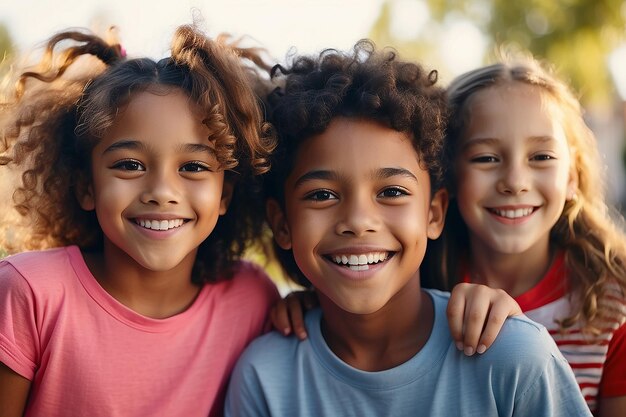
[468,238,553,297]
[319,277,433,372]
[82,242,200,319]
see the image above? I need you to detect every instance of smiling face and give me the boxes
[81,89,231,275]
[268,118,447,314]
[454,82,577,258]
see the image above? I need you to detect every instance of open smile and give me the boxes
[487,207,538,219]
[134,218,188,231]
[326,251,394,271]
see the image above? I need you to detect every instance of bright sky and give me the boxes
[2,0,387,61]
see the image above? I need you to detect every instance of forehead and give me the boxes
[117,88,199,121]
[464,82,566,142]
[473,82,562,116]
[105,89,207,137]
[288,117,428,181]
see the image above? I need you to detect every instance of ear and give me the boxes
[566,167,579,202]
[219,180,234,215]
[266,199,292,250]
[427,188,449,240]
[77,178,95,211]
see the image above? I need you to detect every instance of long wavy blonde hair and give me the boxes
[432,55,626,336]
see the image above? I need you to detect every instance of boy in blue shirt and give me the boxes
[225,42,591,417]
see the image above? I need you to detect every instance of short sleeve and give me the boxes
[0,261,39,379]
[224,349,271,417]
[515,352,592,417]
[599,322,626,397]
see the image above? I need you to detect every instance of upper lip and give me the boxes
[323,245,395,255]
[130,214,190,221]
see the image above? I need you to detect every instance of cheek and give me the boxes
[91,175,133,208]
[194,183,223,208]
[388,204,427,241]
[287,207,325,244]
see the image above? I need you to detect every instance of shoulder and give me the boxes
[234,307,322,372]
[600,280,626,318]
[231,260,275,283]
[482,314,566,370]
[1,246,79,288]
[223,260,279,298]
[232,329,300,377]
[207,261,280,315]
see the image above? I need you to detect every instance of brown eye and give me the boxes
[531,154,555,161]
[180,162,210,172]
[305,190,336,201]
[470,155,499,163]
[112,159,144,171]
[378,187,407,198]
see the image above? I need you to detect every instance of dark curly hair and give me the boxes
[0,24,276,284]
[263,40,447,287]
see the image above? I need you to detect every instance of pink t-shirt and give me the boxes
[0,246,280,417]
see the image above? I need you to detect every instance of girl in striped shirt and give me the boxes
[424,54,626,416]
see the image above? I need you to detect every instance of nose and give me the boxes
[334,191,380,237]
[140,168,180,205]
[497,161,529,195]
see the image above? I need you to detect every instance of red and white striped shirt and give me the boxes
[465,253,626,413]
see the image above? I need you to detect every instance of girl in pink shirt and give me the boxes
[0,24,279,417]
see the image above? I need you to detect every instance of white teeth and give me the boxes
[136,219,184,231]
[331,252,389,268]
[493,208,533,219]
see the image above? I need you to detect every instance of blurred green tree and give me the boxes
[370,0,626,106]
[0,22,15,74]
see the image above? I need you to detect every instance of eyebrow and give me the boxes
[293,167,418,188]
[462,135,557,150]
[527,135,557,145]
[293,170,338,188]
[460,137,499,150]
[374,167,418,182]
[102,139,143,154]
[179,143,217,156]
[102,140,216,156]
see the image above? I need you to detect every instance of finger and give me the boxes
[447,284,469,352]
[461,291,491,356]
[301,290,319,310]
[476,290,520,354]
[476,301,509,354]
[270,299,292,336]
[287,294,308,340]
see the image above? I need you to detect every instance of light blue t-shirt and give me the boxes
[225,289,591,417]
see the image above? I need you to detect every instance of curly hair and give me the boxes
[0,24,276,284]
[263,40,447,287]
[432,57,626,336]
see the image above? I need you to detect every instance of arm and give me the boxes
[598,397,626,417]
[270,290,318,340]
[0,362,31,417]
[598,322,626,417]
[447,283,522,355]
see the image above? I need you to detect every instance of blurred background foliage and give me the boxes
[1,2,625,269]
[369,0,626,107]
[0,23,14,78]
